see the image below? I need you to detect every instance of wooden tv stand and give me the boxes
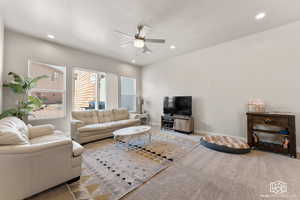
[161,115,194,134]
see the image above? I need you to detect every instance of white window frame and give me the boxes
[28,60,66,121]
[120,76,137,112]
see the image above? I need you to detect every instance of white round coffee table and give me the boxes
[113,125,152,145]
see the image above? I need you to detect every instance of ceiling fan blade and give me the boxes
[120,40,133,48]
[138,24,151,37]
[143,45,152,54]
[135,49,143,57]
[114,30,133,38]
[145,38,166,43]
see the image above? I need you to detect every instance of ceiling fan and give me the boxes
[115,24,166,54]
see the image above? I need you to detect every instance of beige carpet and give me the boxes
[28,130,300,200]
[125,146,300,200]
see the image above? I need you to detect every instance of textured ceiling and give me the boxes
[0,0,300,66]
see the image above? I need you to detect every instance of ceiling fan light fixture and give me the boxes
[134,39,145,48]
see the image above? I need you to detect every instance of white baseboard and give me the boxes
[150,122,160,127]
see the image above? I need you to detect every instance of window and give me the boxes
[120,76,136,112]
[28,61,66,120]
[72,69,107,111]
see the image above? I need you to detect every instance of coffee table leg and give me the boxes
[148,132,152,144]
[114,135,117,144]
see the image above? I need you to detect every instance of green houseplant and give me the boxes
[0,72,48,120]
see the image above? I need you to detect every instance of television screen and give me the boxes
[163,96,175,115]
[174,96,192,116]
[163,96,192,116]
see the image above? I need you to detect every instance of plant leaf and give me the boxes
[29,75,48,89]
[0,108,18,119]
[3,83,25,94]
[8,72,25,84]
[27,95,43,107]
[2,72,47,119]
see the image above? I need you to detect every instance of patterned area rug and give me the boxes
[68,130,200,200]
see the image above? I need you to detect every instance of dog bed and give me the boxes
[200,135,251,154]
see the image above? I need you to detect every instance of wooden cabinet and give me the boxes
[247,112,296,158]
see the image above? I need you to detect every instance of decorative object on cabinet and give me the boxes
[130,112,150,125]
[136,96,144,114]
[248,99,265,113]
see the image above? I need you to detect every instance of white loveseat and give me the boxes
[0,117,84,200]
[71,108,141,144]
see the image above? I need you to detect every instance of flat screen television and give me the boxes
[163,96,192,116]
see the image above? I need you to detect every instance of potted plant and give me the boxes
[0,72,48,120]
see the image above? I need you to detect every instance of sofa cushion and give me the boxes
[79,130,115,138]
[78,119,140,133]
[72,141,84,157]
[112,119,140,127]
[28,124,55,139]
[2,117,28,138]
[0,117,29,145]
[72,110,98,125]
[113,108,129,121]
[78,122,116,132]
[30,130,68,144]
[97,110,114,123]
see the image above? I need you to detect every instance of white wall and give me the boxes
[0,18,4,113]
[142,21,300,145]
[3,30,141,132]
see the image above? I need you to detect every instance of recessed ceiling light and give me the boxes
[255,12,266,20]
[47,34,55,39]
[170,45,176,49]
[131,59,136,63]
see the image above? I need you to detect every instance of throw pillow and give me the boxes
[0,117,29,145]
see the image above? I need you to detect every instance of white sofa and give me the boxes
[71,108,141,144]
[0,117,84,200]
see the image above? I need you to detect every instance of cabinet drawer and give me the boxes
[252,116,288,127]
